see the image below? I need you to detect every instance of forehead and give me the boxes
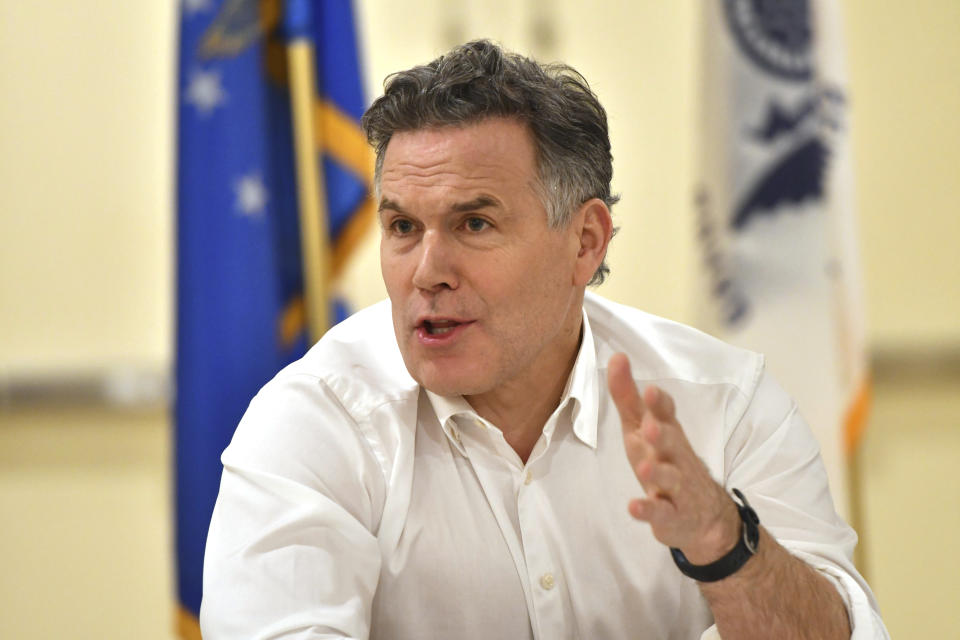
[380,118,539,197]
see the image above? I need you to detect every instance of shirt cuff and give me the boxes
[699,625,721,640]
[794,551,890,640]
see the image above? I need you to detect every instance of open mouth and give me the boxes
[421,319,464,335]
[415,316,476,341]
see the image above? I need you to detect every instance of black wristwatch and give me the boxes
[670,488,760,583]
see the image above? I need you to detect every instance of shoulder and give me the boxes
[276,299,418,416]
[584,291,763,398]
[223,299,418,486]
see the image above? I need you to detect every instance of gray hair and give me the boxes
[360,39,619,285]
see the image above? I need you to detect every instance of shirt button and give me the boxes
[539,572,555,590]
[474,418,486,429]
[524,470,533,485]
[451,428,461,444]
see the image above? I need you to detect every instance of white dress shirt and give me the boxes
[201,292,888,639]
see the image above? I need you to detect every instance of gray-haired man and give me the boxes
[202,41,887,639]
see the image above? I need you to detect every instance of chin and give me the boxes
[411,363,491,398]
[416,373,480,398]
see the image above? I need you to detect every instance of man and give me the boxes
[201,40,887,639]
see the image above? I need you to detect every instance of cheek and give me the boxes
[378,240,389,280]
[380,245,407,296]
[486,261,567,329]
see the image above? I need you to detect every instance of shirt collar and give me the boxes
[424,306,600,453]
[425,389,475,456]
[568,308,599,448]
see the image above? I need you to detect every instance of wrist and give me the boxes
[671,488,761,583]
[680,495,741,565]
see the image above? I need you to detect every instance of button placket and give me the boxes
[516,468,564,639]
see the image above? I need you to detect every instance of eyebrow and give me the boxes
[378,195,500,216]
[449,195,499,213]
[378,197,405,214]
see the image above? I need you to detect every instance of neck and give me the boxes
[466,316,583,464]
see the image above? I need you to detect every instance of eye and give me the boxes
[390,218,416,235]
[464,217,490,232]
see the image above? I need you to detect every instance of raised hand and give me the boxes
[607,352,740,564]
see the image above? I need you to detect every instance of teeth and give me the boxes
[424,320,461,335]
[427,325,456,335]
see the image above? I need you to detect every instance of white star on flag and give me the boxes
[183,0,213,15]
[234,174,268,217]
[185,69,227,116]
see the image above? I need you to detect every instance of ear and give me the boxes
[572,198,614,287]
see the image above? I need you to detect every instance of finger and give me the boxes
[640,411,682,461]
[643,385,676,422]
[628,496,676,525]
[634,460,684,500]
[640,411,663,446]
[608,353,645,426]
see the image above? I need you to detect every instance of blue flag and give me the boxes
[175,0,371,633]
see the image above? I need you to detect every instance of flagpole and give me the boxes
[286,0,329,342]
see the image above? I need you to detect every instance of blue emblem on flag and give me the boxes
[731,89,845,231]
[723,0,813,81]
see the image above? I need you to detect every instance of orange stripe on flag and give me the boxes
[275,195,374,344]
[333,196,376,279]
[315,101,374,183]
[176,606,202,640]
[844,377,872,455]
[260,0,281,32]
[275,198,374,346]
[279,295,306,347]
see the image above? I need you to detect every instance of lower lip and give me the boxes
[416,321,475,346]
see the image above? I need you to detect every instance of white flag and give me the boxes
[694,0,869,519]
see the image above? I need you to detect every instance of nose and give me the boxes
[412,230,459,292]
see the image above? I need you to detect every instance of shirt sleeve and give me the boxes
[200,373,386,639]
[721,366,890,639]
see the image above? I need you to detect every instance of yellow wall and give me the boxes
[845,0,960,347]
[0,2,176,375]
